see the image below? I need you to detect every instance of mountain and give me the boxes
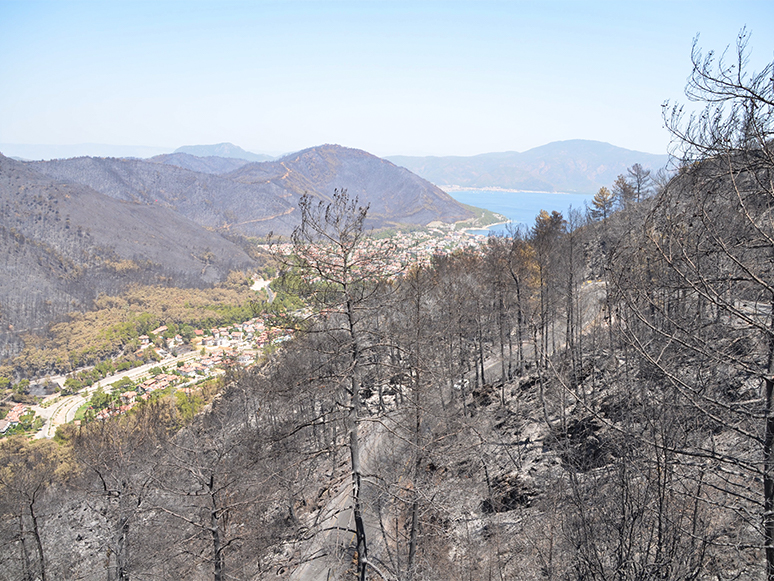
[149,152,251,174]
[0,143,172,161]
[12,178,765,579]
[227,144,473,227]
[387,139,670,193]
[173,143,274,162]
[0,144,473,362]
[28,156,300,236]
[0,153,255,359]
[29,145,473,236]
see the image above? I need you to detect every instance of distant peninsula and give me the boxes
[387,139,669,194]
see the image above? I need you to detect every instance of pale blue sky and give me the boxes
[1,1,772,157]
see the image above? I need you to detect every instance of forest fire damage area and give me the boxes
[2,32,774,581]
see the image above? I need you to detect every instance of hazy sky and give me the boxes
[1,0,772,157]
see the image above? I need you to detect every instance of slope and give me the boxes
[30,145,474,235]
[0,154,255,359]
[227,144,474,228]
[29,156,300,236]
[149,152,251,175]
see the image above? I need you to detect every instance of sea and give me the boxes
[446,189,596,235]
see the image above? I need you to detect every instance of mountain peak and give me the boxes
[173,143,272,162]
[278,143,373,162]
[226,144,473,227]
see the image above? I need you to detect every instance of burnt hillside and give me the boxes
[29,145,473,237]
[3,158,773,579]
[0,154,255,358]
[29,155,300,236]
[228,144,474,227]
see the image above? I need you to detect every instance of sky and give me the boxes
[1,0,773,158]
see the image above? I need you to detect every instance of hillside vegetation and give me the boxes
[6,272,260,378]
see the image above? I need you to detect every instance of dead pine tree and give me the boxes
[615,29,774,579]
[271,189,395,581]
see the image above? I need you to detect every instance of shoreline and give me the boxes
[442,185,582,195]
[459,219,512,235]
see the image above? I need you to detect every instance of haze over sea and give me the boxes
[446,189,597,234]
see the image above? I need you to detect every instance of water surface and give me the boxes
[447,189,596,234]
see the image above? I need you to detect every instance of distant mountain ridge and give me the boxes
[26,144,473,237]
[0,143,172,161]
[0,142,275,162]
[228,144,471,228]
[387,140,670,193]
[28,156,301,236]
[174,143,273,162]
[150,152,251,174]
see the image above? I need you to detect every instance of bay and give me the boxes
[447,189,596,235]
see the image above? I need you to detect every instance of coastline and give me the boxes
[441,185,581,195]
[459,219,512,235]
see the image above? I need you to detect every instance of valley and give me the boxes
[3,3,772,579]
[1,123,771,580]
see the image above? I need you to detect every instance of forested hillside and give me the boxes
[2,34,773,581]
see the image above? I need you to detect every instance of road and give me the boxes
[32,350,200,439]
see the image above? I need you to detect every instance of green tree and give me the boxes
[90,386,111,410]
[13,379,30,396]
[62,377,80,395]
[111,377,134,391]
[180,324,196,341]
[175,390,204,423]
